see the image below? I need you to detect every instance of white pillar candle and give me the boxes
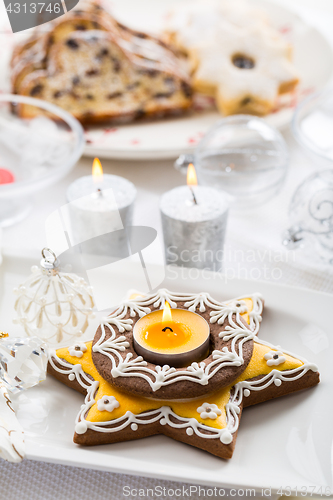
[160,166,229,271]
[66,168,136,257]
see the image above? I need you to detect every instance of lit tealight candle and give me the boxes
[133,301,210,367]
[66,158,136,256]
[160,164,229,271]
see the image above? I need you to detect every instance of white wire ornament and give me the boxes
[13,248,95,347]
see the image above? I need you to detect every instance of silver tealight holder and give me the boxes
[160,164,229,271]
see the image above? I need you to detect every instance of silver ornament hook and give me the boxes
[40,248,59,271]
[282,226,304,249]
[174,154,194,175]
[41,248,57,262]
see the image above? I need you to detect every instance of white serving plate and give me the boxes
[1,251,332,492]
[80,0,333,160]
[83,0,333,160]
[1,0,333,160]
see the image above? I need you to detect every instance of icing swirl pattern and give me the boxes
[47,337,318,453]
[91,290,263,399]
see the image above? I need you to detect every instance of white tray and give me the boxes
[1,251,332,492]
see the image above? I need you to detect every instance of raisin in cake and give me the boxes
[12,5,192,123]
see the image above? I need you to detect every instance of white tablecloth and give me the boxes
[0,1,333,499]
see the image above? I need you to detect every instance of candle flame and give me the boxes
[92,157,103,184]
[162,301,172,323]
[187,163,197,187]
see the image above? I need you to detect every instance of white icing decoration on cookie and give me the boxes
[131,423,138,431]
[184,292,211,313]
[197,403,222,420]
[231,338,318,413]
[48,333,318,446]
[97,395,119,413]
[220,430,233,445]
[75,421,88,434]
[210,301,247,324]
[68,373,75,381]
[244,389,250,397]
[69,343,87,358]
[48,354,94,393]
[264,350,286,366]
[92,290,264,392]
[49,350,240,443]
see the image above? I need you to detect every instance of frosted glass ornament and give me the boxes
[0,335,47,394]
[0,332,48,463]
[283,169,333,264]
[13,248,95,346]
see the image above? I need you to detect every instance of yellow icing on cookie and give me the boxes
[56,343,229,430]
[238,342,303,383]
[55,338,303,432]
[169,391,230,429]
[89,380,230,430]
[57,343,99,380]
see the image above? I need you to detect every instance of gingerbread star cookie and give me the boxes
[48,290,319,459]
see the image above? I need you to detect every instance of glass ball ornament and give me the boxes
[13,248,95,346]
[0,333,47,394]
[175,116,289,209]
[282,169,333,264]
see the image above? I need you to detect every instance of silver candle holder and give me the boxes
[132,308,210,368]
[160,185,229,271]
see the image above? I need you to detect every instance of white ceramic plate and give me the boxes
[1,0,333,160]
[81,0,333,159]
[1,251,332,492]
